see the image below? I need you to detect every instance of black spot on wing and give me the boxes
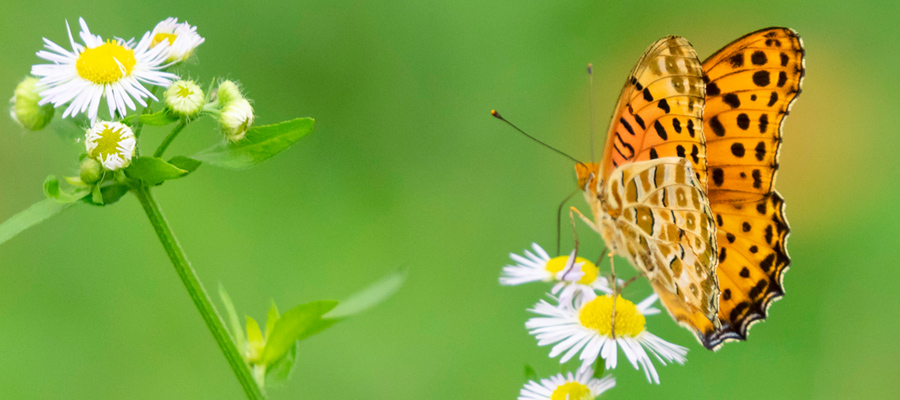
[710,116,726,136]
[723,93,741,108]
[751,51,767,65]
[737,113,750,130]
[658,99,670,113]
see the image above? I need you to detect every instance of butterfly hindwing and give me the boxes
[701,27,804,349]
[602,157,721,343]
[600,36,707,187]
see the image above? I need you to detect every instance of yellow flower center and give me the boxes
[175,84,194,98]
[550,381,592,400]
[578,295,645,337]
[76,41,136,84]
[545,256,599,285]
[152,32,178,47]
[90,124,127,160]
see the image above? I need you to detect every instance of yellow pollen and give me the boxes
[550,381,592,400]
[90,125,126,160]
[578,295,645,337]
[545,256,599,284]
[76,41,136,84]
[152,32,178,47]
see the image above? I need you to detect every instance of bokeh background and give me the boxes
[1,0,897,398]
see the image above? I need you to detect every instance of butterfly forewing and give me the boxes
[600,36,707,187]
[701,27,804,349]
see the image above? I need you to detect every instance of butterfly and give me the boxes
[573,28,804,350]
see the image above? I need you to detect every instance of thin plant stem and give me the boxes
[133,183,266,400]
[154,120,187,158]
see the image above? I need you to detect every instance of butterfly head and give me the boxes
[575,162,602,192]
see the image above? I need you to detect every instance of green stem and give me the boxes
[154,120,187,158]
[133,184,266,400]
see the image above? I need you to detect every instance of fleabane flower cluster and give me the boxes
[502,242,690,398]
[208,80,255,141]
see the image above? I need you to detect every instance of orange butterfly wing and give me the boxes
[599,37,707,186]
[701,27,805,349]
[588,37,721,345]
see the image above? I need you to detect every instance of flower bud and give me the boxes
[165,80,205,118]
[216,80,244,106]
[218,98,254,142]
[9,76,54,131]
[79,158,103,184]
[85,121,136,170]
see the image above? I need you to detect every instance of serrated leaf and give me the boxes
[43,176,90,204]
[524,364,538,381]
[125,157,188,185]
[265,342,297,386]
[168,156,202,175]
[265,301,280,341]
[0,199,75,246]
[193,118,314,169]
[325,268,407,319]
[218,284,247,357]
[139,110,179,126]
[260,300,336,366]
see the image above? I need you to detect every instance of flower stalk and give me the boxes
[132,183,266,400]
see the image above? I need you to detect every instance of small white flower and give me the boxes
[526,293,686,384]
[219,98,254,141]
[519,367,615,400]
[84,121,136,170]
[150,17,205,62]
[501,243,613,303]
[164,80,205,117]
[31,17,178,121]
[10,76,54,130]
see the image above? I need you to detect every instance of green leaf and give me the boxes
[168,156,202,175]
[43,175,90,204]
[125,157,188,185]
[193,118,315,169]
[0,199,75,246]
[524,364,538,381]
[265,342,297,386]
[218,284,247,357]
[83,184,131,206]
[260,300,337,365]
[139,110,179,126]
[91,184,104,205]
[325,268,407,319]
[246,316,265,361]
[265,301,280,341]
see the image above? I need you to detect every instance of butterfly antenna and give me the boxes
[490,110,586,167]
[588,63,596,162]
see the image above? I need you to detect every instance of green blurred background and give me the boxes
[1,0,897,398]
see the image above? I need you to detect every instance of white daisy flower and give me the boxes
[526,293,686,384]
[150,17,205,63]
[501,243,614,303]
[519,368,615,400]
[84,121,136,170]
[31,18,178,121]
